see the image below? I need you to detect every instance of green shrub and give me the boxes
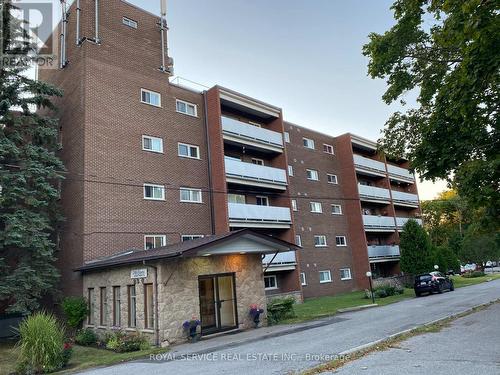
[370,284,404,299]
[267,297,296,324]
[16,311,71,373]
[75,328,98,346]
[105,330,149,352]
[462,271,486,278]
[61,296,88,329]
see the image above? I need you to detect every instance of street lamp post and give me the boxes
[366,271,375,304]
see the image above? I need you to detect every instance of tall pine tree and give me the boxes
[399,219,434,275]
[0,2,64,313]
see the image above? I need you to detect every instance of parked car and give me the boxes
[460,263,477,274]
[414,272,454,297]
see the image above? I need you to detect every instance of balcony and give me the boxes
[391,190,419,207]
[396,217,422,229]
[362,215,396,232]
[228,203,292,229]
[225,158,287,190]
[368,245,400,260]
[353,155,386,177]
[262,251,297,271]
[387,164,415,183]
[358,184,391,204]
[221,116,284,153]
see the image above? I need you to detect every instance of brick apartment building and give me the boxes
[38,0,421,343]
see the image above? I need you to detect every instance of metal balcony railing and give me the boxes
[262,251,297,266]
[353,154,386,174]
[358,184,391,201]
[224,158,287,187]
[228,203,292,223]
[221,116,284,148]
[362,215,397,230]
[391,190,419,205]
[367,245,400,259]
[387,164,415,182]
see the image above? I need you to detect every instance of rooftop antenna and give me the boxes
[159,0,172,74]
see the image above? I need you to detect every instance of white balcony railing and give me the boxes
[224,158,287,187]
[368,245,400,259]
[387,164,415,182]
[362,215,396,230]
[391,190,419,206]
[358,184,391,201]
[353,155,386,174]
[262,251,297,266]
[221,116,284,148]
[228,203,292,224]
[396,217,423,228]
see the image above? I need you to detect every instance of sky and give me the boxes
[50,0,447,199]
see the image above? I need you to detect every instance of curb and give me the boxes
[337,304,378,313]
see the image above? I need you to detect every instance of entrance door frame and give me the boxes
[198,272,239,335]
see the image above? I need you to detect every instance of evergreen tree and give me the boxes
[0,2,64,313]
[399,219,434,275]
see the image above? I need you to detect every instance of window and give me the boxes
[113,286,121,327]
[256,196,269,206]
[336,236,347,247]
[144,284,154,330]
[306,169,319,181]
[303,137,315,149]
[319,270,332,283]
[264,275,278,290]
[331,204,342,215]
[99,287,107,326]
[295,234,302,247]
[122,16,137,28]
[143,184,165,200]
[323,144,334,154]
[340,268,352,281]
[288,165,294,176]
[248,121,261,127]
[127,285,137,328]
[142,135,163,153]
[180,188,202,203]
[87,288,94,325]
[251,158,264,166]
[284,132,290,143]
[141,89,161,107]
[327,174,338,184]
[314,235,328,247]
[176,99,197,116]
[144,235,166,250]
[181,235,204,242]
[178,143,200,159]
[228,194,245,204]
[310,202,323,213]
[291,199,298,211]
[300,272,307,286]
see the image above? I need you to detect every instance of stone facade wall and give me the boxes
[82,253,267,345]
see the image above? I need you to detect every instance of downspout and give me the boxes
[144,261,159,347]
[94,0,100,43]
[75,0,80,45]
[203,91,216,235]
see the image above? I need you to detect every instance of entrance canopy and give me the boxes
[76,229,299,272]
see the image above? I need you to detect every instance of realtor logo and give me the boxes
[1,1,55,68]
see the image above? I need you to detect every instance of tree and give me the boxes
[0,3,64,313]
[432,245,460,273]
[460,224,500,267]
[399,219,434,274]
[363,0,500,221]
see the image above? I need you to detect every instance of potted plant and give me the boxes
[249,304,265,328]
[182,316,201,342]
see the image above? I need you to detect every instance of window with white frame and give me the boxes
[306,169,319,181]
[176,99,197,116]
[143,184,165,200]
[331,204,342,215]
[319,270,332,283]
[264,275,278,290]
[122,17,137,29]
[323,144,334,154]
[178,143,200,159]
[310,202,323,213]
[295,234,302,247]
[327,174,338,184]
[303,137,315,149]
[141,89,161,107]
[180,188,202,203]
[340,268,352,280]
[251,158,264,166]
[336,236,347,246]
[291,199,298,211]
[256,196,269,206]
[144,235,166,250]
[228,194,246,204]
[284,132,290,143]
[288,165,294,176]
[300,272,307,286]
[142,135,163,153]
[314,235,328,247]
[181,235,204,242]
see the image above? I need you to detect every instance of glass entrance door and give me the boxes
[198,273,238,335]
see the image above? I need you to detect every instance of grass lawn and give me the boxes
[0,342,166,375]
[281,288,414,324]
[451,273,500,288]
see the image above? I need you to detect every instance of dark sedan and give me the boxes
[414,272,454,297]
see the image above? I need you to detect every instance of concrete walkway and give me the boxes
[81,279,500,375]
